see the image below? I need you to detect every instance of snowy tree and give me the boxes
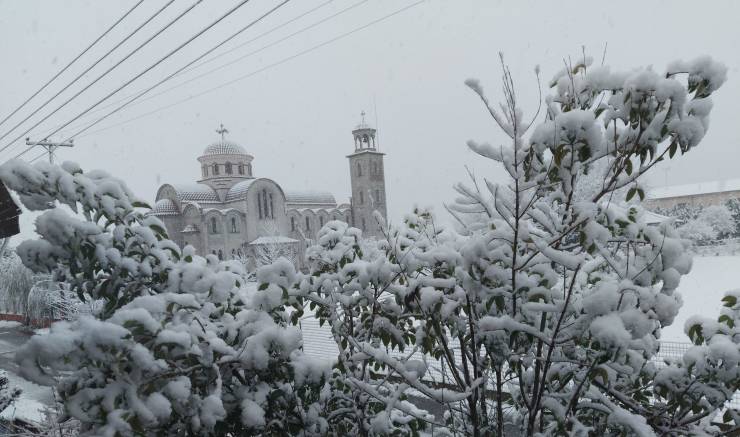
[254,220,299,268]
[290,54,738,436]
[677,204,735,244]
[0,160,335,436]
[677,217,716,243]
[699,204,735,239]
[0,249,35,314]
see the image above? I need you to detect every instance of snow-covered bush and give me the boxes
[0,161,334,436]
[291,55,738,435]
[0,250,35,314]
[677,204,735,244]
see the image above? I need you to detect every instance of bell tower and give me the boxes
[348,111,387,238]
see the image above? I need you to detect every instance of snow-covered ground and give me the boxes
[0,326,53,424]
[662,255,740,342]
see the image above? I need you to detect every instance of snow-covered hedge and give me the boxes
[0,161,337,436]
[285,55,739,436]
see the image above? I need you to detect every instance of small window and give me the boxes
[218,249,223,260]
[211,217,218,234]
[238,164,244,175]
[319,216,324,227]
[269,192,274,219]
[247,163,252,176]
[359,191,364,205]
[225,162,232,174]
[213,164,219,175]
[356,162,362,177]
[202,165,208,177]
[375,189,381,204]
[291,216,296,231]
[362,217,366,230]
[258,194,263,219]
[231,217,237,233]
[305,216,310,231]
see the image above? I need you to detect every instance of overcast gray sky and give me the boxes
[1,0,739,240]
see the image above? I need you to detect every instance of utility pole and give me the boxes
[25,137,74,164]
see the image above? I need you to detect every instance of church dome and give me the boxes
[202,140,248,156]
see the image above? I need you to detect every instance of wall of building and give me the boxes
[644,190,740,210]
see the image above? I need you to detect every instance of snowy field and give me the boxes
[662,255,740,342]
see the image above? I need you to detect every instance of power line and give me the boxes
[57,0,335,126]
[0,0,176,145]
[0,0,204,155]
[0,0,145,130]
[24,0,257,152]
[60,0,293,142]
[58,0,367,138]
[73,0,425,140]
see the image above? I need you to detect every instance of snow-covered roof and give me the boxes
[201,140,248,157]
[647,178,740,200]
[642,209,671,225]
[299,314,339,363]
[248,236,299,245]
[285,190,337,206]
[225,179,258,202]
[172,184,219,204]
[150,198,179,216]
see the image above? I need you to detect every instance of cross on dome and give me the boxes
[360,110,366,124]
[216,123,229,141]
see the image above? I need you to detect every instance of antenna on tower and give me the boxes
[373,95,380,152]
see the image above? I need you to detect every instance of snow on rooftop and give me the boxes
[647,178,740,200]
[151,198,179,216]
[172,184,219,203]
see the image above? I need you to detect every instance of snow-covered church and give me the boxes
[151,116,387,267]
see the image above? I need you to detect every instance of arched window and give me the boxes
[362,217,366,231]
[319,216,324,227]
[218,249,223,260]
[202,165,208,177]
[213,163,219,175]
[238,164,244,175]
[305,216,310,231]
[356,162,362,177]
[225,162,233,174]
[359,191,364,205]
[291,216,296,231]
[362,134,369,145]
[211,217,218,234]
[257,193,263,219]
[231,217,237,233]
[268,192,274,219]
